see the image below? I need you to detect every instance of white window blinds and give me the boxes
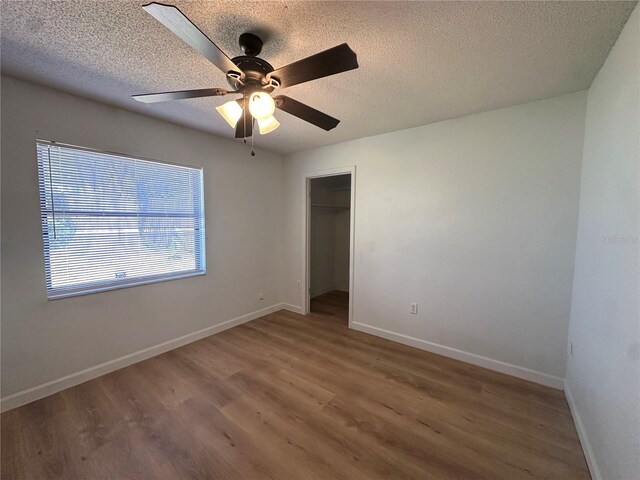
[37,141,206,299]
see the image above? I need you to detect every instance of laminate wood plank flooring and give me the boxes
[1,291,590,479]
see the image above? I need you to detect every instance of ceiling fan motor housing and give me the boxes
[227,33,277,93]
[228,57,275,93]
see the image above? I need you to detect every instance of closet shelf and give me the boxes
[310,204,350,210]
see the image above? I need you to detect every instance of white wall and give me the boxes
[0,76,284,407]
[565,6,640,480]
[282,92,587,385]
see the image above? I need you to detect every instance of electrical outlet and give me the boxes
[410,303,418,314]
[296,280,301,289]
[259,293,264,301]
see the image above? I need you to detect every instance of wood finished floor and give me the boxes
[2,291,590,479]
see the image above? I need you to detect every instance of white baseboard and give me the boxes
[0,303,286,413]
[281,303,304,314]
[351,322,564,389]
[564,382,601,480]
[1,306,567,412]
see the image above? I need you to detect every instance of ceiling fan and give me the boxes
[132,2,359,139]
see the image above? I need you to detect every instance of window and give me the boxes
[37,141,206,299]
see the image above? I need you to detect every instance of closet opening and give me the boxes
[303,169,355,326]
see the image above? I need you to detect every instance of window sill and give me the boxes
[47,270,206,300]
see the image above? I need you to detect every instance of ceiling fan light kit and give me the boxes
[257,116,280,135]
[215,100,243,128]
[132,2,359,149]
[248,92,275,121]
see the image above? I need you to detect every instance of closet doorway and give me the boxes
[303,168,355,325]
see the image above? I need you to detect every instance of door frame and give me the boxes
[302,166,356,327]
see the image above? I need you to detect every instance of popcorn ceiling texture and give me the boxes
[1,0,636,154]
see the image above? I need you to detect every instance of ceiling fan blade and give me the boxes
[132,88,231,103]
[274,95,339,131]
[142,2,242,77]
[235,107,253,138]
[267,43,358,89]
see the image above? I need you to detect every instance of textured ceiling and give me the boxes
[1,1,636,155]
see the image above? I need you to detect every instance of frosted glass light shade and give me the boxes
[257,116,280,134]
[216,100,243,128]
[249,92,276,120]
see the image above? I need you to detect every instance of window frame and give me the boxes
[36,140,207,300]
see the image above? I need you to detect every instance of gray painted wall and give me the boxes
[1,76,284,400]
